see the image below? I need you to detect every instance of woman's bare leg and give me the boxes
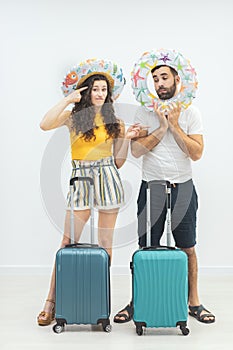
[97,209,119,262]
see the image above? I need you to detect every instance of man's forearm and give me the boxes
[170,125,203,161]
[131,126,167,158]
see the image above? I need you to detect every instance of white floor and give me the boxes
[1,274,232,350]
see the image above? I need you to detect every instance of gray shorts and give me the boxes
[66,156,125,210]
[137,179,198,248]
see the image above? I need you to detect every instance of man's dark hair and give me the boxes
[151,65,178,78]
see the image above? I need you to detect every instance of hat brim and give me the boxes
[77,71,115,89]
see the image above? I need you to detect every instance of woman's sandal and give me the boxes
[189,304,215,324]
[37,299,55,326]
[113,302,133,323]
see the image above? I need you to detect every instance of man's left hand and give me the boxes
[165,102,181,131]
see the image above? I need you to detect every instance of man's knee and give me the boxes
[181,246,196,257]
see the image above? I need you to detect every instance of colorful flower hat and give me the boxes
[61,58,126,100]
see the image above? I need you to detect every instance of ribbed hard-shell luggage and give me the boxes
[53,177,111,334]
[131,181,189,336]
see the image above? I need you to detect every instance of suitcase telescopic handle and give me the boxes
[65,243,99,248]
[69,176,95,245]
[142,245,176,251]
[146,180,173,248]
[70,176,94,186]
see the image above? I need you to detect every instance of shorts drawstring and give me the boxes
[67,156,124,210]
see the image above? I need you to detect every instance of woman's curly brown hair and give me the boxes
[71,74,121,141]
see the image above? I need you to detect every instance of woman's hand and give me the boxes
[125,123,148,139]
[65,86,88,104]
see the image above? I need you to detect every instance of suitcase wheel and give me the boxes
[136,326,143,336]
[103,324,112,332]
[180,326,189,336]
[53,323,65,334]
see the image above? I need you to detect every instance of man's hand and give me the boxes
[154,101,181,131]
[165,102,182,131]
[153,103,169,130]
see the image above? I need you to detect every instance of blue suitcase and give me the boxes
[53,177,111,334]
[131,181,189,336]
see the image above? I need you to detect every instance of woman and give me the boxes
[37,61,140,326]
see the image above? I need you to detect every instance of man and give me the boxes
[114,64,215,324]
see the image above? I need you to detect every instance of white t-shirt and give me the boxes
[134,104,203,183]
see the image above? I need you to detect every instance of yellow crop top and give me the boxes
[70,113,113,160]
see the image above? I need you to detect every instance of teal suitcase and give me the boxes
[131,181,189,336]
[53,177,111,334]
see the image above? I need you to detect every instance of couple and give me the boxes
[37,54,215,327]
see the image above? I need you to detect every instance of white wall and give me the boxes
[1,0,233,274]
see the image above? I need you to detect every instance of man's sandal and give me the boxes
[113,303,133,324]
[37,299,55,326]
[189,304,215,324]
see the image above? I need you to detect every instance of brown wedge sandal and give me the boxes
[37,299,55,326]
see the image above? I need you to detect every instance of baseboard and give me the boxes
[199,266,233,275]
[0,265,52,275]
[0,265,233,275]
[112,266,233,276]
[0,265,131,276]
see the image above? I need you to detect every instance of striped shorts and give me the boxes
[66,156,125,210]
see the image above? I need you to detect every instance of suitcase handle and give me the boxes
[142,245,176,251]
[146,181,173,248]
[70,176,94,186]
[65,243,99,248]
[70,176,95,244]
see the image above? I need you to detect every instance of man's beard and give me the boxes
[157,80,176,100]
